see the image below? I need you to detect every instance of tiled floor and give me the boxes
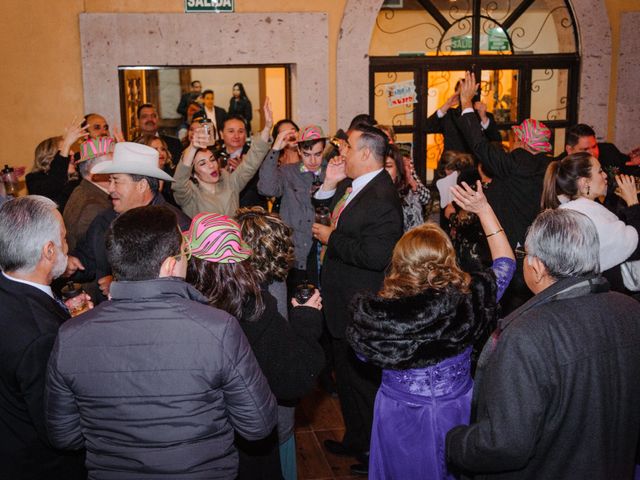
[295,387,362,480]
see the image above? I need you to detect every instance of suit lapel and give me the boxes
[339,170,388,222]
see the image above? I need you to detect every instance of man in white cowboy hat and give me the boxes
[65,142,191,302]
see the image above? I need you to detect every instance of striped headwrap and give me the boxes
[183,213,252,263]
[79,137,115,163]
[512,119,552,154]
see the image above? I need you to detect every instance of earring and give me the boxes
[586,184,590,196]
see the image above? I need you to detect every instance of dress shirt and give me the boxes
[2,271,54,298]
[315,168,384,208]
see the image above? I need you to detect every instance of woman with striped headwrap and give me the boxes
[183,212,325,480]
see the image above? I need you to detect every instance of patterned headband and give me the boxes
[79,137,114,163]
[183,213,252,263]
[512,119,552,154]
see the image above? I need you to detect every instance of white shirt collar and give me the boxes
[2,271,54,298]
[346,168,384,206]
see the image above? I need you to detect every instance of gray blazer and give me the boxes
[258,149,325,269]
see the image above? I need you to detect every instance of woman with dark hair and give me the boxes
[235,206,300,480]
[541,151,640,290]
[184,213,324,480]
[229,82,253,134]
[384,144,429,231]
[347,182,515,480]
[270,118,301,166]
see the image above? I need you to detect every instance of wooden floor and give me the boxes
[295,387,362,480]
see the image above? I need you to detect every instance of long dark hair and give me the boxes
[541,152,593,209]
[186,257,265,322]
[386,144,409,195]
[233,82,248,100]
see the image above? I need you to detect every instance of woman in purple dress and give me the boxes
[347,181,515,479]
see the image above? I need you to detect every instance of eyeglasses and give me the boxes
[514,247,527,260]
[174,234,192,262]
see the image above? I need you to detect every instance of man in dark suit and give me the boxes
[202,89,228,141]
[137,103,184,163]
[0,195,86,479]
[425,79,502,163]
[312,125,404,475]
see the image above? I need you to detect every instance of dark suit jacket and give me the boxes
[425,107,501,160]
[0,274,85,479]
[320,171,403,338]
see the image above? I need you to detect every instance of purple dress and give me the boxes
[349,258,515,480]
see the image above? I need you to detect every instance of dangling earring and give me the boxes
[586,184,590,196]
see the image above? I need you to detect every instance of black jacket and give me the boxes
[320,171,404,338]
[72,194,191,302]
[425,107,501,159]
[457,112,551,248]
[0,273,85,479]
[26,153,80,212]
[447,276,640,479]
[45,277,276,479]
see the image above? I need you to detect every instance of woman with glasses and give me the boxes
[347,181,514,480]
[541,151,640,292]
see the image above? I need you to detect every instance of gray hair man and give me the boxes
[65,142,190,302]
[0,196,85,479]
[447,208,640,479]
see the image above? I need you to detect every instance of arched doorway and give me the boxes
[369,0,580,180]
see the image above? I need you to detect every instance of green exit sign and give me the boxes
[185,0,234,12]
[451,35,472,51]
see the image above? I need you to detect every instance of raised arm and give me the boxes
[257,127,297,197]
[451,180,515,299]
[171,127,209,206]
[457,72,514,178]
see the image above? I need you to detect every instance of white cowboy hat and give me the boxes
[91,142,174,182]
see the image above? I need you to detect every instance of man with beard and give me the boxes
[0,195,86,479]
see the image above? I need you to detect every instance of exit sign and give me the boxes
[185,0,234,12]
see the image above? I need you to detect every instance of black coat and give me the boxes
[229,97,253,126]
[457,112,551,249]
[26,153,80,212]
[0,273,85,479]
[447,276,640,479]
[425,107,501,159]
[347,270,497,370]
[235,289,325,480]
[72,194,191,302]
[320,170,404,338]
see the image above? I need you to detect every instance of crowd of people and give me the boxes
[2,70,640,480]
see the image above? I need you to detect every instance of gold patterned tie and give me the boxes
[320,187,352,263]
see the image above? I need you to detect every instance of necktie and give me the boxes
[320,187,352,263]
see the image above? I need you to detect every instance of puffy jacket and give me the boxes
[45,277,277,479]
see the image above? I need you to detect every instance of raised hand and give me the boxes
[440,93,460,114]
[261,97,274,142]
[615,174,639,207]
[61,118,90,157]
[459,71,479,110]
[450,180,489,214]
[322,157,347,190]
[273,128,297,151]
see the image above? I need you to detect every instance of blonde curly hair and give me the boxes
[235,207,295,283]
[380,222,470,298]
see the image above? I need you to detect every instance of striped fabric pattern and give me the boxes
[184,213,252,263]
